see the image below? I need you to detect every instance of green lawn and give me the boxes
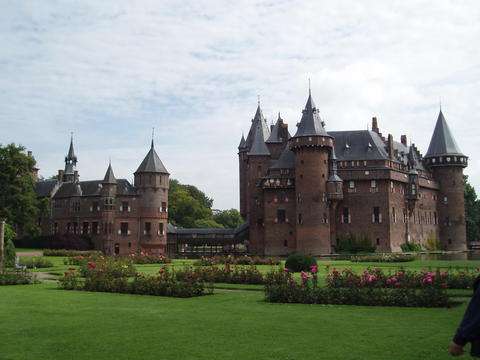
[0,282,475,360]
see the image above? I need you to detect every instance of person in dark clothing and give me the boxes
[449,276,480,357]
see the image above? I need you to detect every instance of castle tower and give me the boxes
[424,110,468,251]
[238,134,248,219]
[100,162,117,254]
[62,135,78,183]
[289,90,334,255]
[246,119,271,254]
[326,148,343,248]
[134,138,170,255]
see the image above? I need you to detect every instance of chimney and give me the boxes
[387,134,394,160]
[58,169,64,182]
[74,170,79,182]
[372,117,379,133]
[401,135,407,146]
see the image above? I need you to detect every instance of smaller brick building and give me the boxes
[36,136,169,255]
[238,90,469,255]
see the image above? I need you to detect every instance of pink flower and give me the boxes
[283,268,290,273]
[310,265,318,274]
[301,271,310,281]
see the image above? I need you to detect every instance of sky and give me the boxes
[1,1,479,209]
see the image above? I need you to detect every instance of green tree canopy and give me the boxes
[0,144,40,236]
[213,209,243,229]
[464,176,480,243]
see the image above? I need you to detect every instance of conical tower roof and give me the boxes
[67,135,77,161]
[238,134,247,150]
[135,140,169,174]
[247,122,270,156]
[293,90,329,138]
[425,110,463,157]
[328,147,342,182]
[245,103,270,150]
[103,162,117,184]
[266,113,290,143]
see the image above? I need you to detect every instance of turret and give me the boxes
[101,161,117,197]
[134,138,170,255]
[289,89,334,255]
[265,113,290,159]
[238,134,248,219]
[63,134,78,183]
[424,110,468,251]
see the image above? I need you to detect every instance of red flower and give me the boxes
[87,262,96,270]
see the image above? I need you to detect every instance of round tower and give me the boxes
[100,162,117,254]
[134,139,170,255]
[424,110,468,251]
[289,90,333,255]
[238,134,248,219]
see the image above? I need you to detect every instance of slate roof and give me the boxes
[293,92,329,138]
[328,130,389,161]
[245,104,270,150]
[238,134,247,150]
[248,121,271,156]
[135,141,169,174]
[103,163,116,184]
[67,136,77,161]
[266,114,289,143]
[425,110,463,157]
[328,148,342,182]
[270,146,295,169]
[35,179,58,197]
[51,179,136,198]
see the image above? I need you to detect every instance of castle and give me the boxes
[238,90,468,255]
[35,137,170,255]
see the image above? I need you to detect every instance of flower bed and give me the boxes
[18,257,53,269]
[349,253,415,263]
[264,268,451,307]
[44,249,101,257]
[177,264,265,285]
[58,266,212,298]
[125,252,171,264]
[326,267,479,290]
[0,269,36,285]
[194,255,280,266]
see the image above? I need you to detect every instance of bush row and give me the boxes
[264,269,451,307]
[194,255,280,266]
[178,265,265,285]
[326,267,478,290]
[43,249,101,257]
[349,253,416,263]
[0,269,36,285]
[18,257,53,269]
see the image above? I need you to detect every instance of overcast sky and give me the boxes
[1,1,479,209]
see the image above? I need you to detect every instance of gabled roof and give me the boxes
[245,104,270,150]
[328,130,389,161]
[293,91,329,138]
[247,122,270,156]
[135,141,169,174]
[270,146,295,169]
[103,163,116,184]
[425,110,463,157]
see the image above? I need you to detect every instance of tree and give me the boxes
[194,219,224,228]
[464,176,480,243]
[213,209,244,229]
[0,144,40,236]
[4,223,16,267]
[168,181,213,228]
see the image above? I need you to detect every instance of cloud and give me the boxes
[0,0,479,209]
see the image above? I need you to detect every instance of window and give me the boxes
[104,197,114,210]
[298,213,303,225]
[144,222,151,235]
[283,239,288,247]
[392,207,396,223]
[92,201,99,212]
[73,222,78,234]
[445,217,451,226]
[128,242,132,248]
[92,222,99,235]
[443,196,448,204]
[372,207,381,223]
[161,202,167,212]
[121,201,129,212]
[403,210,407,224]
[349,181,355,189]
[371,180,377,188]
[323,213,328,224]
[376,238,380,246]
[390,181,394,192]
[434,212,437,225]
[120,222,129,236]
[342,207,351,224]
[297,194,302,204]
[114,243,120,255]
[82,222,89,235]
[159,223,165,235]
[277,209,286,223]
[53,222,58,234]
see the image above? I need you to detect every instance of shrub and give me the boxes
[194,255,280,266]
[285,253,317,272]
[400,242,423,252]
[125,252,171,264]
[264,268,451,307]
[336,233,375,254]
[177,265,265,285]
[350,253,415,263]
[18,257,53,269]
[425,232,442,251]
[78,256,137,278]
[0,269,35,285]
[4,238,16,268]
[44,249,101,257]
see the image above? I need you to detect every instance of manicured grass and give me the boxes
[0,282,474,360]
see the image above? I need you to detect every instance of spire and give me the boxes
[245,102,270,150]
[238,134,247,150]
[293,89,329,138]
[103,162,117,184]
[247,122,270,156]
[328,147,342,182]
[266,113,285,143]
[151,127,155,149]
[425,110,463,157]
[66,133,77,162]
[135,141,169,174]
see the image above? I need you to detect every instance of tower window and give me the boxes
[349,181,355,189]
[298,213,303,225]
[392,207,396,223]
[144,222,151,235]
[371,180,377,188]
[120,222,129,236]
[342,207,350,224]
[372,207,381,223]
[121,201,129,212]
[161,202,167,212]
[277,209,286,223]
[159,223,165,235]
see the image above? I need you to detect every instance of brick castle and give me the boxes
[35,138,169,255]
[238,90,468,255]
